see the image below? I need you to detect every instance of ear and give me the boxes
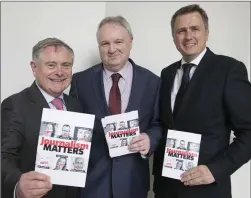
[30,61,37,77]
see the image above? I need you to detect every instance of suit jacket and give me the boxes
[70,58,162,198]
[153,48,251,198]
[1,82,82,198]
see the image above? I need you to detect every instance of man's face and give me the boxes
[83,130,91,141]
[176,161,183,169]
[119,121,125,128]
[31,46,73,97]
[179,140,186,148]
[187,162,193,169]
[77,128,84,140]
[98,23,132,72]
[73,158,84,170]
[129,120,135,127]
[62,125,70,137]
[121,139,127,146]
[173,12,208,62]
[168,139,175,148]
[44,124,53,136]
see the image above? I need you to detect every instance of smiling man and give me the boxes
[70,16,162,198]
[1,38,82,198]
[153,4,251,198]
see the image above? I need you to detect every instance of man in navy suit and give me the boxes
[153,4,251,198]
[70,15,162,198]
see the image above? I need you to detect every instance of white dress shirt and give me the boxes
[171,48,207,111]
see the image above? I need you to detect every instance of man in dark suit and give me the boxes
[1,38,81,198]
[70,16,162,198]
[153,4,251,198]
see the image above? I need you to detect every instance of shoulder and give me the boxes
[1,87,30,110]
[161,61,179,77]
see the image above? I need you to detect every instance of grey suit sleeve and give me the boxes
[207,61,251,181]
[145,78,163,157]
[1,97,23,197]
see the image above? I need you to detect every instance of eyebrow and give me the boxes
[177,25,200,32]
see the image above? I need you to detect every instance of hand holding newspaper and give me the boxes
[35,108,95,187]
[101,110,140,158]
[162,129,201,180]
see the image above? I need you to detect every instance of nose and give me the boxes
[108,44,116,54]
[55,66,63,76]
[185,29,193,40]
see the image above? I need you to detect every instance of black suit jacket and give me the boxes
[1,82,82,198]
[153,48,251,198]
[70,58,162,198]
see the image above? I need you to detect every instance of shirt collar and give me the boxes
[180,47,207,68]
[35,81,65,104]
[103,60,131,80]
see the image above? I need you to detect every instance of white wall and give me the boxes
[1,2,105,100]
[1,2,250,198]
[105,2,250,198]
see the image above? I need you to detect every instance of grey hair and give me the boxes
[96,15,133,42]
[32,38,74,61]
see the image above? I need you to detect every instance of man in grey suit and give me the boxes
[70,16,162,198]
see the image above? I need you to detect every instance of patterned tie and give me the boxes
[51,98,64,110]
[173,63,195,118]
[109,73,121,115]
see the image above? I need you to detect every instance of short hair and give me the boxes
[62,124,71,130]
[171,4,209,34]
[96,15,133,42]
[32,38,74,60]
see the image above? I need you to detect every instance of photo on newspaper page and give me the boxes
[101,110,140,158]
[35,108,95,187]
[161,129,201,180]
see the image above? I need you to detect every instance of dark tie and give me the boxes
[51,98,64,110]
[173,63,195,118]
[109,73,121,115]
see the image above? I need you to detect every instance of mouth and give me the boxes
[183,43,196,48]
[49,79,66,82]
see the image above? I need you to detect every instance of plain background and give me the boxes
[1,2,250,198]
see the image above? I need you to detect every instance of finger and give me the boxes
[181,167,199,178]
[184,176,204,186]
[28,180,52,190]
[181,171,201,182]
[140,149,148,155]
[25,171,50,181]
[128,145,140,152]
[131,135,145,144]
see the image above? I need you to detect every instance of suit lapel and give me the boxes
[125,64,147,112]
[164,63,179,126]
[92,64,110,116]
[63,95,75,112]
[175,48,216,119]
[27,82,50,109]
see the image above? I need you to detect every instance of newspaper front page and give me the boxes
[35,108,95,187]
[162,129,201,180]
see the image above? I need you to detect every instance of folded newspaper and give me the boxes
[162,129,201,180]
[101,110,140,158]
[35,108,95,187]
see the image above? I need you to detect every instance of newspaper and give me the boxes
[35,108,95,187]
[162,129,201,180]
[101,110,140,158]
